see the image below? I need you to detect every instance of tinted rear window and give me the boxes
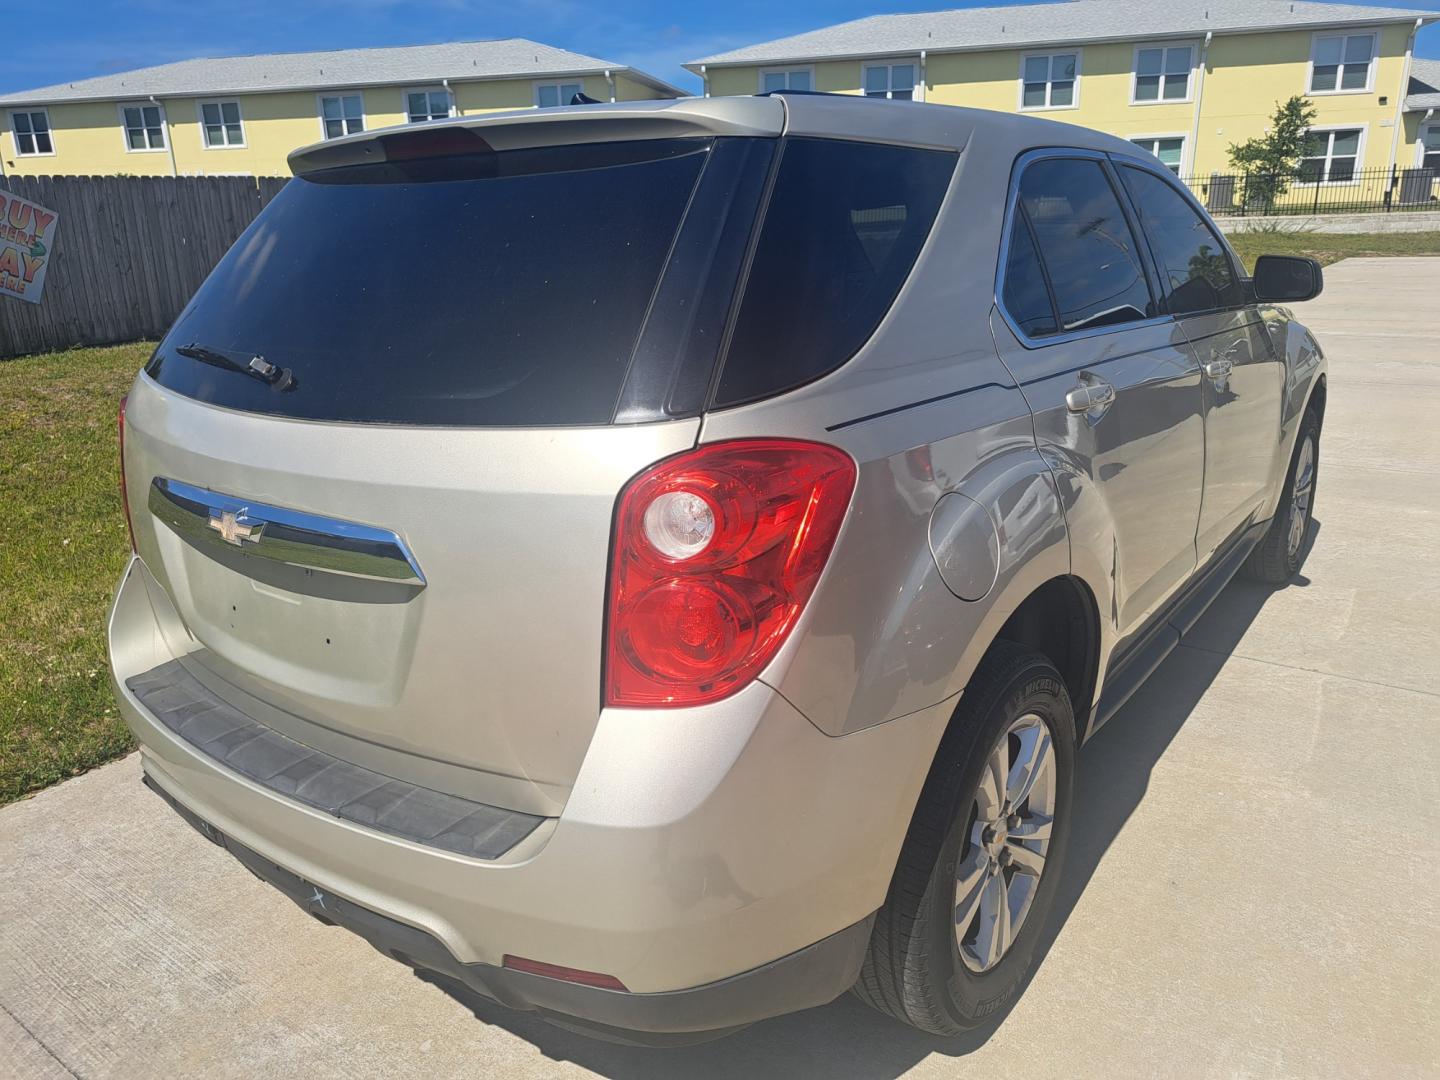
[1002,212,1059,338]
[1017,158,1155,334]
[147,140,708,426]
[714,138,955,408]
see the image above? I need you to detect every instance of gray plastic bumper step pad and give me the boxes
[127,659,545,859]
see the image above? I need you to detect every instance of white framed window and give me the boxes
[1419,124,1440,173]
[863,62,918,101]
[405,87,452,123]
[1132,44,1194,103]
[534,80,585,109]
[9,108,54,156]
[198,100,245,148]
[319,94,364,139]
[1129,134,1187,175]
[1308,31,1377,94]
[1299,125,1366,184]
[120,103,167,151]
[759,67,814,93]
[1020,51,1080,110]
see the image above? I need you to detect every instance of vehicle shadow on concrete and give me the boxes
[425,523,1320,1080]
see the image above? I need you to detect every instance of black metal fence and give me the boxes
[1179,166,1438,217]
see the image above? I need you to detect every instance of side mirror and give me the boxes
[1252,254,1323,303]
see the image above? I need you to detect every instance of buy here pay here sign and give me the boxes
[0,189,59,304]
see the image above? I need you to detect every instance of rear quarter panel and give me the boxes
[698,130,1074,735]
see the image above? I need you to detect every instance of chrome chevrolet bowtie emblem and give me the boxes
[208,508,261,546]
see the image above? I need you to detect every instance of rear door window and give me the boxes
[1002,212,1059,338]
[147,140,709,426]
[1017,158,1155,333]
[1118,164,1244,315]
[713,137,956,408]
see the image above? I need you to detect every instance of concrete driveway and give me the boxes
[3,258,1437,1079]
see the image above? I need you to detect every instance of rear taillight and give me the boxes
[605,439,856,708]
[118,394,136,552]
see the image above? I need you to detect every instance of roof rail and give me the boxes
[755,89,855,99]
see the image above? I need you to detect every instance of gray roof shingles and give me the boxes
[0,38,683,107]
[1408,56,1440,110]
[687,0,1439,68]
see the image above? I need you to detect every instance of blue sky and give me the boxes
[6,0,1439,96]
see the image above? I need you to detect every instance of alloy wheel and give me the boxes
[1287,435,1316,558]
[955,712,1057,973]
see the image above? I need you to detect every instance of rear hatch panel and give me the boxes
[122,125,785,816]
[124,377,699,816]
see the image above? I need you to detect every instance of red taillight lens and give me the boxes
[605,439,856,708]
[118,394,136,552]
[502,955,628,991]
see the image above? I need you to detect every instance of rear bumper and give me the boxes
[143,772,874,1043]
[111,556,954,1034]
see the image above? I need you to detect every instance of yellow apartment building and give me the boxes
[0,39,681,178]
[1411,57,1440,171]
[688,0,1439,188]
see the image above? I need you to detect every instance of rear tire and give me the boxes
[1243,406,1320,585]
[853,642,1075,1035]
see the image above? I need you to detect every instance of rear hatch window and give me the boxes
[713,138,956,407]
[147,132,956,426]
[147,139,709,426]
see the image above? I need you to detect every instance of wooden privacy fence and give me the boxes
[0,175,287,359]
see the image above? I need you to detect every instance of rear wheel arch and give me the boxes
[856,639,1079,1033]
[857,578,1099,995]
[928,574,1101,757]
[990,576,1101,735]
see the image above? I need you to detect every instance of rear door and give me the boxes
[991,151,1205,639]
[123,133,773,816]
[1114,160,1285,562]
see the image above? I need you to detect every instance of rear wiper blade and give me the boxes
[174,343,296,391]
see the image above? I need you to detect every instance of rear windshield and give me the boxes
[146,139,708,426]
[148,133,956,427]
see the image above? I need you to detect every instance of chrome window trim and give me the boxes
[148,477,426,587]
[993,146,1171,351]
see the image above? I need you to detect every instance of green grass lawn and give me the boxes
[1,343,148,803]
[1226,230,1440,271]
[4,231,1440,803]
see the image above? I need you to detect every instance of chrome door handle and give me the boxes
[1203,359,1234,381]
[1066,380,1116,413]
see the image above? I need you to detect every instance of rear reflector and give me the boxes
[502,955,629,992]
[605,439,856,708]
